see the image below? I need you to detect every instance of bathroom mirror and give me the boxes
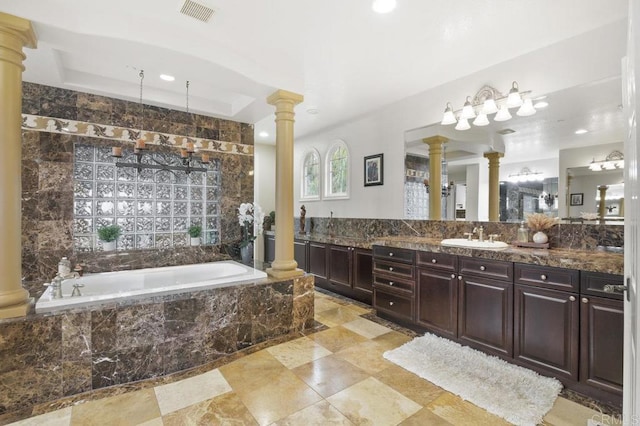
[404,76,625,222]
[565,166,624,224]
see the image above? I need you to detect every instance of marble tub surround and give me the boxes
[0,274,315,423]
[20,82,254,289]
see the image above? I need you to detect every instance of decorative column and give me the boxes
[483,152,504,222]
[0,13,37,319]
[266,90,304,279]
[422,136,448,220]
[598,185,609,221]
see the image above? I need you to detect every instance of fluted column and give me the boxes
[483,152,504,222]
[422,136,448,220]
[0,13,37,319]
[266,90,304,279]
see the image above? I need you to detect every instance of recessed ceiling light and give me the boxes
[160,74,175,82]
[372,0,396,14]
[259,131,269,138]
[306,107,319,115]
[575,129,589,135]
[533,101,549,109]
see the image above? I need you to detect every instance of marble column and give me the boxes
[266,90,304,279]
[598,185,609,221]
[422,136,448,220]
[0,13,37,319]
[483,151,504,222]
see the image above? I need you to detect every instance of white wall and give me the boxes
[254,143,276,261]
[293,22,626,219]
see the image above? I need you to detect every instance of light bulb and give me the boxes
[441,103,457,125]
[481,98,498,115]
[372,0,396,13]
[473,113,489,126]
[460,97,476,119]
[494,105,512,121]
[455,118,470,131]
[516,98,536,116]
[506,81,523,108]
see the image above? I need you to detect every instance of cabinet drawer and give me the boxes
[459,257,513,281]
[373,259,415,280]
[581,271,624,300]
[417,251,457,272]
[373,245,415,264]
[373,275,414,293]
[514,263,579,292]
[374,288,414,322]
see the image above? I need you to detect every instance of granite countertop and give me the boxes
[279,232,624,275]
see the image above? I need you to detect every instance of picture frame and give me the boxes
[570,193,584,206]
[364,153,384,186]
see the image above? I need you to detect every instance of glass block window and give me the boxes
[73,144,222,251]
[325,140,349,199]
[301,149,321,200]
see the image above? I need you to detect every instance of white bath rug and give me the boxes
[383,333,562,426]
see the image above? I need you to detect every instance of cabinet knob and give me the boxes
[451,274,456,279]
[458,275,462,280]
[431,259,437,264]
[389,281,394,286]
[389,252,394,256]
[569,296,576,302]
[582,297,589,304]
[389,301,394,306]
[389,267,394,271]
[480,265,486,271]
[540,274,547,281]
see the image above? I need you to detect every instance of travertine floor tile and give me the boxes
[272,400,354,426]
[315,306,363,327]
[372,330,412,351]
[70,388,161,426]
[162,391,257,426]
[399,407,454,426]
[136,418,164,426]
[291,354,370,398]
[342,303,372,316]
[375,364,445,407]
[335,339,394,375]
[426,392,511,426]
[341,317,392,339]
[8,407,71,426]
[220,350,288,391]
[307,325,368,353]
[544,397,617,426]
[327,377,422,426]
[266,336,332,369]
[315,297,344,313]
[154,368,232,415]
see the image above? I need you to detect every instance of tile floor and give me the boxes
[9,291,620,426]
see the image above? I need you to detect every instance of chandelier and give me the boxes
[540,191,558,207]
[588,150,624,171]
[441,82,538,131]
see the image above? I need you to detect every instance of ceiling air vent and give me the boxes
[180,0,215,23]
[497,128,516,135]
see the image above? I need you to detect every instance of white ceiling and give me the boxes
[0,0,628,145]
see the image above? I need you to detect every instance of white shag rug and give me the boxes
[383,333,562,426]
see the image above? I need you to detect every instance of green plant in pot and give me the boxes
[188,225,202,246]
[97,225,121,251]
[269,210,276,231]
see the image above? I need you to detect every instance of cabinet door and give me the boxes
[294,239,308,271]
[514,284,579,381]
[416,268,458,339]
[308,242,328,286]
[328,245,352,290]
[580,296,624,395]
[353,248,373,296]
[459,276,513,358]
[264,235,275,263]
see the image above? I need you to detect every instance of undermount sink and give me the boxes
[441,238,509,249]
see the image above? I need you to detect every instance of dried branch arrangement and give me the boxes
[526,213,559,232]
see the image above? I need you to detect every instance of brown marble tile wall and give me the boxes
[0,275,314,421]
[20,83,254,292]
[303,217,623,250]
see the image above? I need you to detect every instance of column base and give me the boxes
[0,298,32,319]
[266,268,305,279]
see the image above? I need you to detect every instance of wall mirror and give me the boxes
[404,76,625,222]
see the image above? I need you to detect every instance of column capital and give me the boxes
[267,89,304,107]
[0,12,37,48]
[422,135,448,147]
[483,151,504,161]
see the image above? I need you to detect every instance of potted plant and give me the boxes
[238,202,265,264]
[97,224,121,251]
[188,225,202,246]
[269,210,276,231]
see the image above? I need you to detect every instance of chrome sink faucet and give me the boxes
[46,274,64,299]
[473,226,485,242]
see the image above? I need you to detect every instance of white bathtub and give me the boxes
[35,261,268,314]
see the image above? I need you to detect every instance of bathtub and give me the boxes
[35,260,268,313]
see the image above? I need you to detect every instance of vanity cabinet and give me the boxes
[372,246,415,323]
[514,264,580,381]
[580,272,624,397]
[457,257,514,358]
[308,241,328,287]
[263,235,308,271]
[415,252,458,339]
[324,244,373,304]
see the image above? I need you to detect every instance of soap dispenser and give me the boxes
[517,221,529,243]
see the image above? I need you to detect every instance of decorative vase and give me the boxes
[103,240,116,251]
[532,231,548,244]
[240,242,253,265]
[190,237,201,246]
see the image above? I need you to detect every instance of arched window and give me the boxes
[301,149,321,200]
[325,140,350,199]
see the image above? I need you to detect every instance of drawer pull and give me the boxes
[389,267,394,272]
[582,297,589,304]
[603,284,628,293]
[389,301,394,306]
[431,259,437,264]
[389,281,394,286]
[389,252,394,256]
[480,265,486,271]
[569,296,576,302]
[540,274,547,281]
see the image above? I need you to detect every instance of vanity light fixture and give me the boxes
[441,81,537,130]
[540,191,558,207]
[507,167,544,183]
[588,150,624,171]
